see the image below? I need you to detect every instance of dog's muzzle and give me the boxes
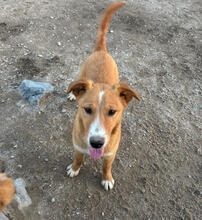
[90,136,105,148]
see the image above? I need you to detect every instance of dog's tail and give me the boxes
[94,2,125,52]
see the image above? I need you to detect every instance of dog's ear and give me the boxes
[114,82,141,107]
[67,78,93,99]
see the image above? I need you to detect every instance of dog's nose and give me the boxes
[90,136,105,148]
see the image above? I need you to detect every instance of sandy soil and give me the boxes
[0,0,201,219]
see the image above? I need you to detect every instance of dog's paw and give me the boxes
[67,92,76,101]
[101,179,115,191]
[66,164,80,177]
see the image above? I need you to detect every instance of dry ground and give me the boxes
[0,0,201,219]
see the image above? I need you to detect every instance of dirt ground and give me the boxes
[0,0,201,219]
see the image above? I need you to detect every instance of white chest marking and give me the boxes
[103,152,113,157]
[74,145,90,155]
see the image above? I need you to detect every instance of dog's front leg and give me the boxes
[67,150,84,177]
[102,154,116,190]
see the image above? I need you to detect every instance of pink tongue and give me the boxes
[89,147,104,160]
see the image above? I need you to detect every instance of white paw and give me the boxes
[66,164,80,177]
[101,179,115,191]
[67,92,76,101]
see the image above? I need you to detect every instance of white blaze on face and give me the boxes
[99,90,104,104]
[87,91,108,147]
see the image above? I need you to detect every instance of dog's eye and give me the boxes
[108,109,116,116]
[84,107,92,115]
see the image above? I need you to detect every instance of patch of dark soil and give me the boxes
[118,10,197,46]
[16,55,63,79]
[117,12,146,33]
[17,57,41,78]
[0,160,5,172]
[0,22,26,41]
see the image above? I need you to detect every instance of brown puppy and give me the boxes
[67,2,140,190]
[0,173,15,211]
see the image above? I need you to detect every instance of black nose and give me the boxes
[90,136,105,148]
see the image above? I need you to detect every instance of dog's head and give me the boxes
[67,78,140,158]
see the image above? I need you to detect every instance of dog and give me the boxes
[67,2,141,190]
[0,173,15,211]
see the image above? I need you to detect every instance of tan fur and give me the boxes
[0,173,15,211]
[94,2,126,52]
[72,151,84,172]
[67,2,141,190]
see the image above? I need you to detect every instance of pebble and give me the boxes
[14,178,32,210]
[93,171,97,177]
[57,42,61,46]
[0,213,9,220]
[10,155,15,159]
[61,109,66,113]
[44,158,49,162]
[18,80,54,107]
[102,212,104,216]
[51,198,55,203]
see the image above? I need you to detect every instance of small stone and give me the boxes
[14,178,32,210]
[44,158,49,162]
[57,42,61,46]
[18,80,54,107]
[109,30,114,33]
[102,212,104,216]
[61,109,66,113]
[10,155,15,159]
[18,164,22,168]
[51,198,55,203]
[141,189,146,193]
[0,213,9,220]
[13,144,17,148]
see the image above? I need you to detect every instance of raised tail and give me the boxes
[94,2,125,52]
